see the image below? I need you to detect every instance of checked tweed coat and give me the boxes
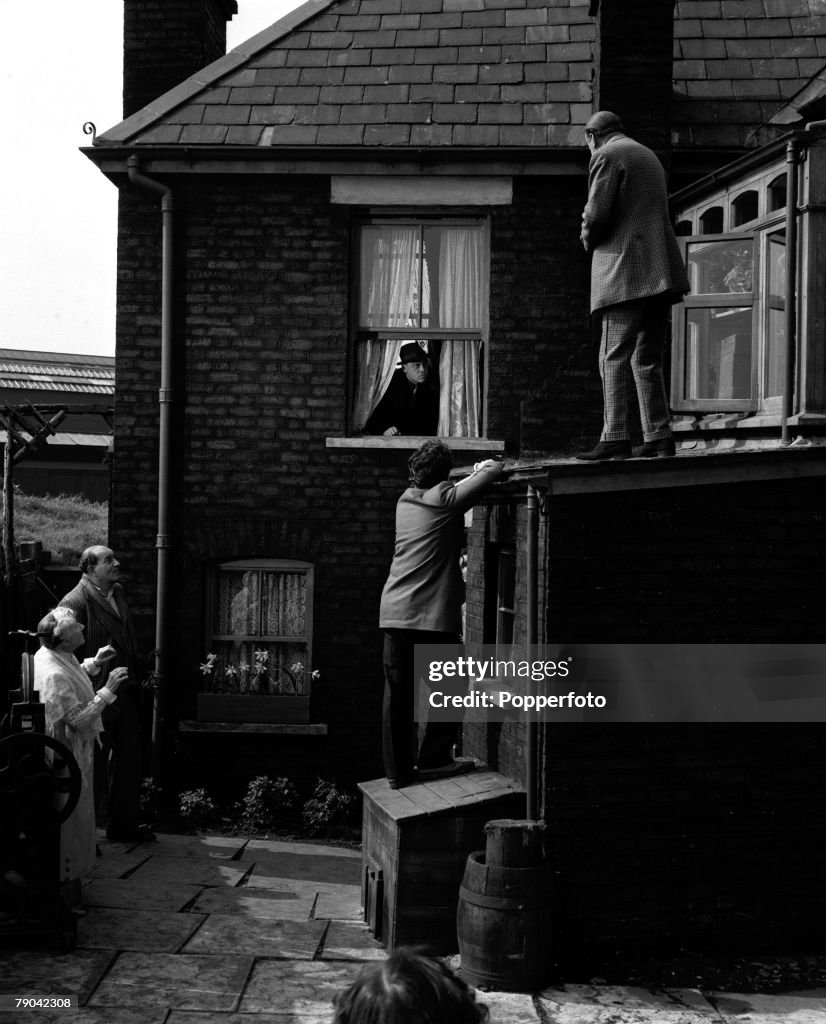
[581,133,690,313]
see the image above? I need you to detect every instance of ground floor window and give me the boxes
[352,217,488,438]
[204,559,314,697]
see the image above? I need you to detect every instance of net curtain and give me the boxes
[353,227,418,430]
[437,228,482,437]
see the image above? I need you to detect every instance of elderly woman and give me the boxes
[34,607,126,911]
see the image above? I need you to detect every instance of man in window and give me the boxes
[364,342,439,437]
[576,110,690,461]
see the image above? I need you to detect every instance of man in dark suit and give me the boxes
[576,111,691,462]
[365,342,439,437]
[59,546,154,843]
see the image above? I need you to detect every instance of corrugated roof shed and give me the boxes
[0,348,115,396]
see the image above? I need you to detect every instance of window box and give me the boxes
[196,694,309,724]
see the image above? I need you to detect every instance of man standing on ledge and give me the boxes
[576,110,690,462]
[379,441,504,789]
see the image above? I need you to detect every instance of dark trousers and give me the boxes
[94,686,143,830]
[382,629,460,783]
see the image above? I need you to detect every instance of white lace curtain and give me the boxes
[353,227,418,431]
[437,228,482,437]
[353,225,483,436]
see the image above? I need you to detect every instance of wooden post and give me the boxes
[3,431,14,589]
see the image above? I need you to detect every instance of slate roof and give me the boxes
[97,0,595,149]
[0,349,115,396]
[93,0,826,153]
[672,0,826,147]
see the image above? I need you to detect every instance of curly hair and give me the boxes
[407,440,453,489]
[36,608,77,650]
[332,948,489,1024]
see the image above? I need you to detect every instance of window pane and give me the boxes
[766,309,786,399]
[731,190,759,227]
[684,307,752,401]
[687,239,753,295]
[359,226,420,328]
[215,571,260,635]
[698,206,723,234]
[765,232,786,399]
[262,571,306,636]
[768,175,787,212]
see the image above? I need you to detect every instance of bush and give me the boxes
[301,778,357,836]
[178,788,217,826]
[139,777,162,821]
[236,775,300,834]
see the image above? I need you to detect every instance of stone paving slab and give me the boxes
[133,834,248,860]
[245,839,361,860]
[0,950,115,1005]
[82,877,204,912]
[711,991,826,1021]
[314,885,362,920]
[124,856,248,888]
[480,991,543,1023]
[238,959,365,1015]
[87,953,254,1012]
[239,845,361,885]
[182,915,327,958]
[189,886,316,920]
[537,984,722,1023]
[318,921,386,961]
[88,850,152,879]
[76,906,206,953]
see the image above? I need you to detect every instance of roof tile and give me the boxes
[96,0,823,153]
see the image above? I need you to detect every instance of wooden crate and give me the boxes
[358,771,526,954]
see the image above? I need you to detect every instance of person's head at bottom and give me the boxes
[332,947,489,1024]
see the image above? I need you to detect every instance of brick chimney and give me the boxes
[123,0,239,118]
[591,0,676,157]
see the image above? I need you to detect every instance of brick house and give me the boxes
[84,0,826,965]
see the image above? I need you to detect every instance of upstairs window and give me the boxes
[352,218,488,438]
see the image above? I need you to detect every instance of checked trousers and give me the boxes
[598,293,673,443]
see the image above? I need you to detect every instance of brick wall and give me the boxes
[462,476,826,964]
[123,0,237,118]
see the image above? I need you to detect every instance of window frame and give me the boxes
[349,211,491,438]
[672,231,761,413]
[204,557,315,701]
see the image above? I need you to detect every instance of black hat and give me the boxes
[400,342,427,364]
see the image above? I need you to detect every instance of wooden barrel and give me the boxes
[456,849,553,991]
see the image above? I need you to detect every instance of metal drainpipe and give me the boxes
[126,155,174,781]
[526,485,539,821]
[780,138,800,446]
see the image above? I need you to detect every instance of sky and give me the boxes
[0,0,305,358]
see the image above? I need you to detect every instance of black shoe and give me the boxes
[632,438,676,458]
[575,440,631,462]
[387,774,416,790]
[416,759,476,782]
[106,825,157,843]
